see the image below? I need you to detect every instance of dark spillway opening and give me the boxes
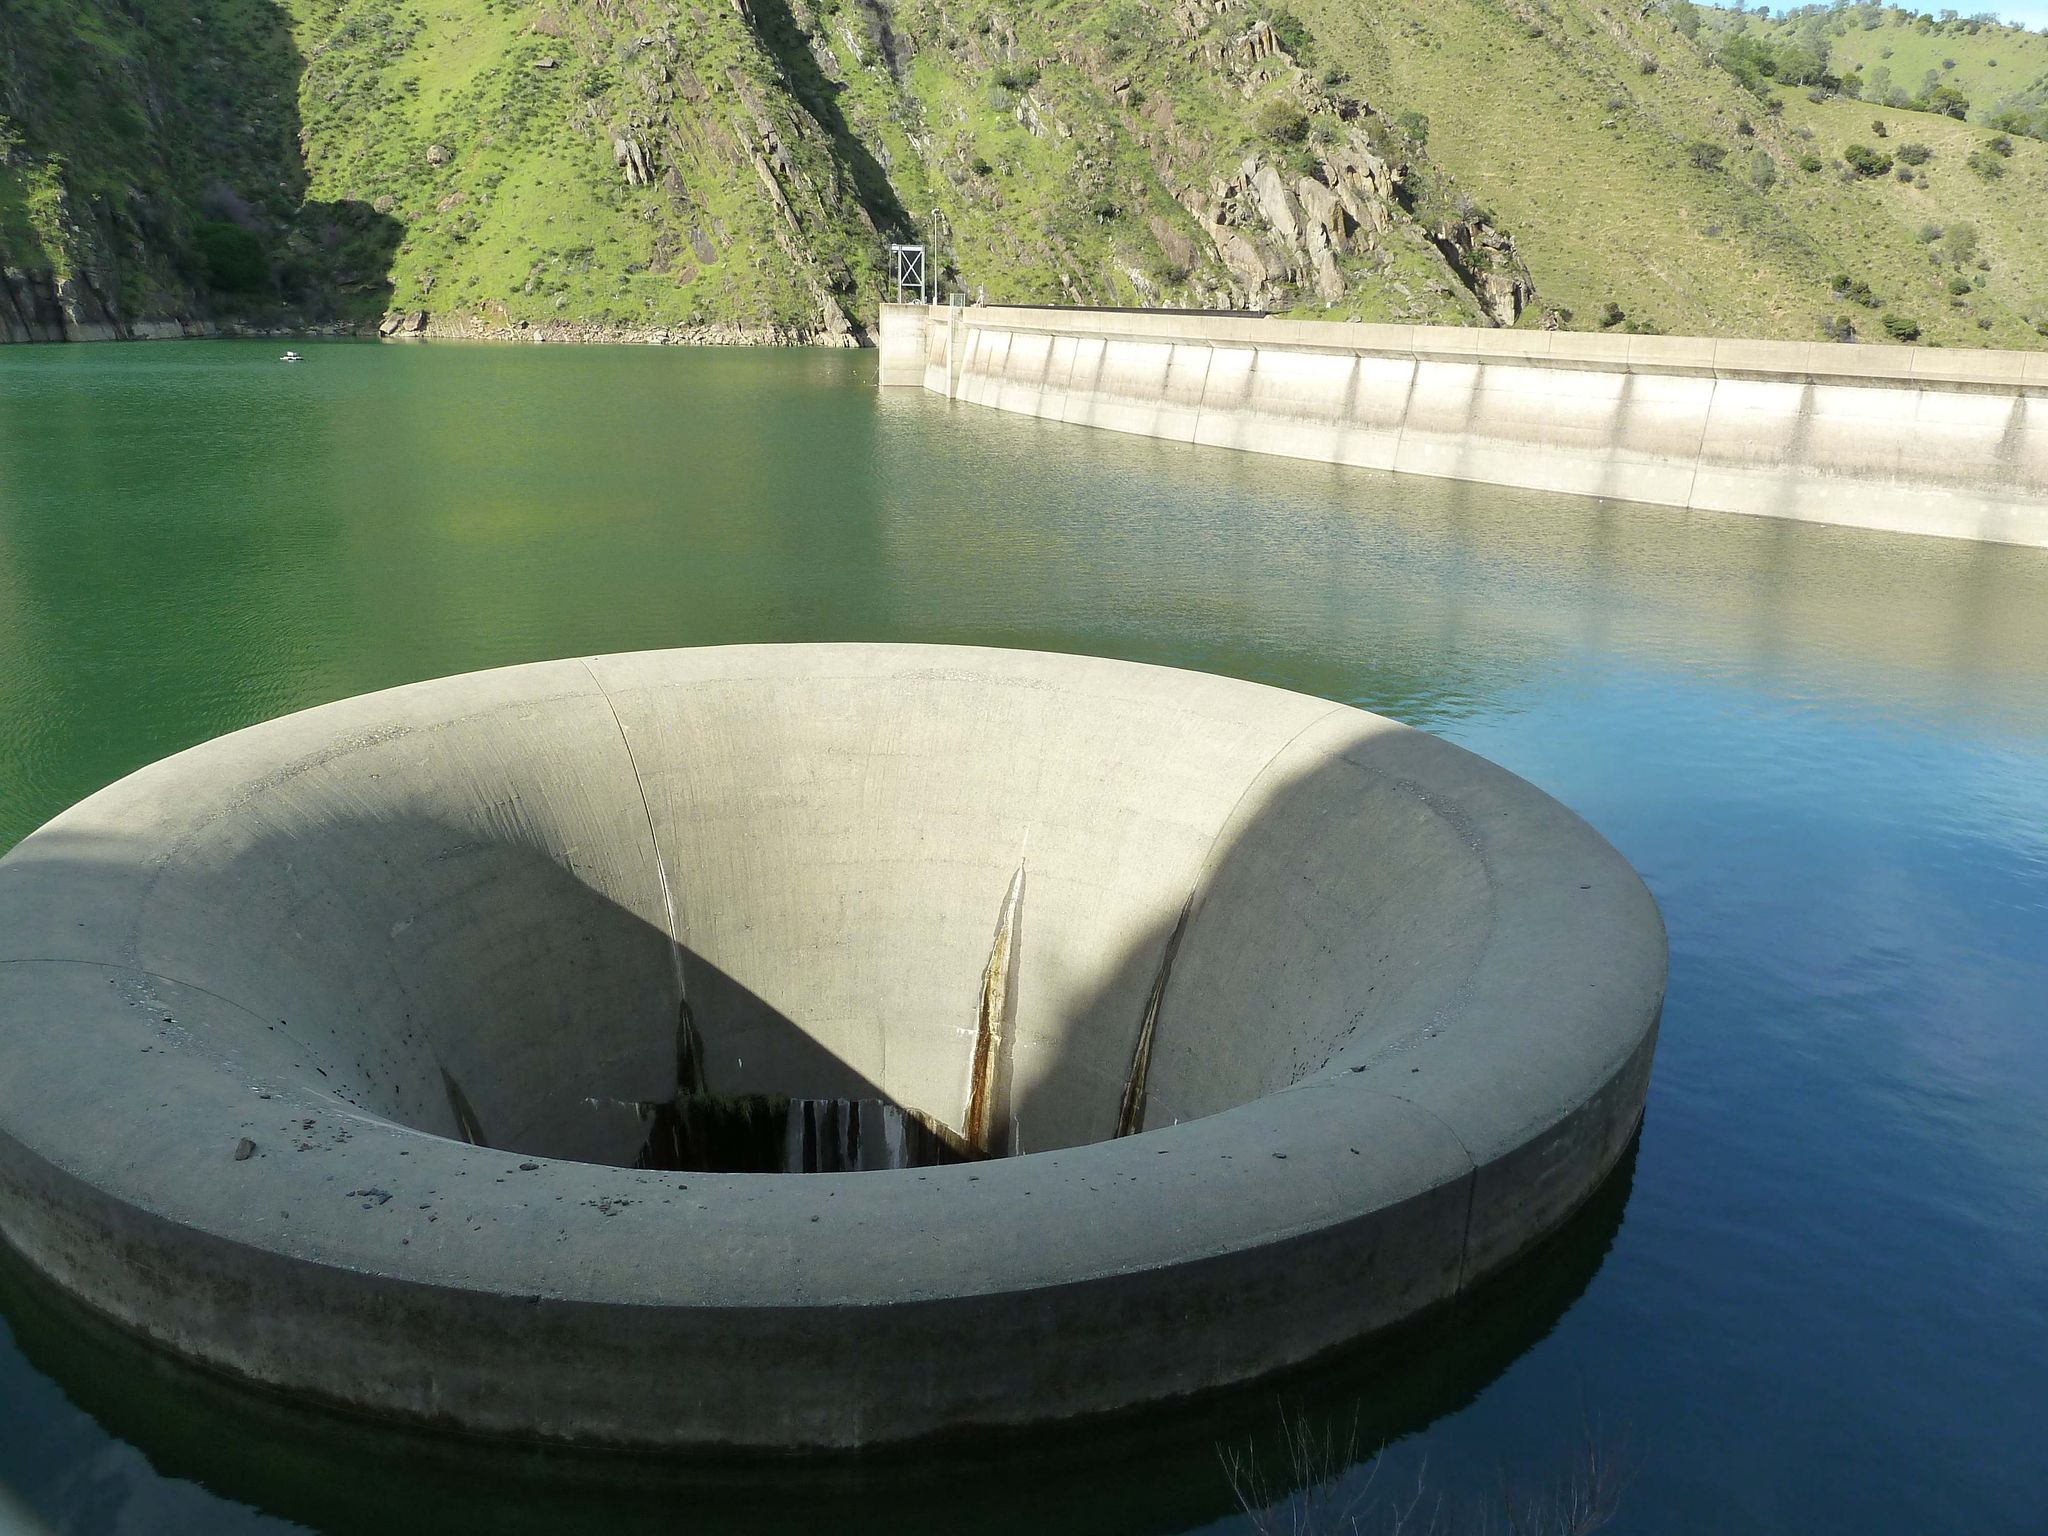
[633,1001,982,1172]
[442,1000,980,1174]
[635,1091,979,1174]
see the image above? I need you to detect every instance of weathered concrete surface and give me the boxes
[876,302,931,387]
[0,645,1664,1448]
[883,303,2048,547]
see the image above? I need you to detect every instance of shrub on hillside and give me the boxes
[1799,151,1826,172]
[1986,107,2046,141]
[1255,99,1309,145]
[1396,109,1430,147]
[1965,147,2006,178]
[1844,142,1893,175]
[1988,134,2015,156]
[1751,150,1779,190]
[1687,139,1729,170]
[1896,141,1932,164]
[1881,312,1921,341]
[1820,313,1856,342]
[992,63,1040,92]
[1831,272,1879,307]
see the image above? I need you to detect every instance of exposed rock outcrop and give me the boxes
[1431,218,1536,326]
[613,136,656,186]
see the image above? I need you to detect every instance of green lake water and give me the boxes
[1,340,2046,1534]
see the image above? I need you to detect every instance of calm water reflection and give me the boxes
[1,342,2045,1534]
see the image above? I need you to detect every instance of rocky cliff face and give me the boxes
[2,0,1533,343]
[1158,6,1532,320]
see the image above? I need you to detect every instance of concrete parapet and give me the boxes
[884,305,2048,545]
[0,645,1663,1448]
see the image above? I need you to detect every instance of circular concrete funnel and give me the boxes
[0,645,1664,1448]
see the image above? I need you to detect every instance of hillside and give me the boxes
[1704,4,2048,137]
[1296,0,2048,345]
[3,0,2046,346]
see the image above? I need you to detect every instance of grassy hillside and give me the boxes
[0,0,403,337]
[1295,0,2048,344]
[3,0,2046,345]
[1706,4,2048,137]
[4,0,1519,341]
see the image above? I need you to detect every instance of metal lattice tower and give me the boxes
[887,244,927,305]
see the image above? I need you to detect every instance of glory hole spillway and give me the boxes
[0,643,1664,1449]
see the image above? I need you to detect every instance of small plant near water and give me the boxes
[1221,1409,1628,1536]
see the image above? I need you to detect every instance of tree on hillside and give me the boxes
[1918,81,1971,115]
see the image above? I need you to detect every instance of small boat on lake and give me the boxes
[280,351,303,363]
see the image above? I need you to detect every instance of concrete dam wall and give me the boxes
[880,304,2048,547]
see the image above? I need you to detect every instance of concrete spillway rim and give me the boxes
[0,644,1665,1446]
